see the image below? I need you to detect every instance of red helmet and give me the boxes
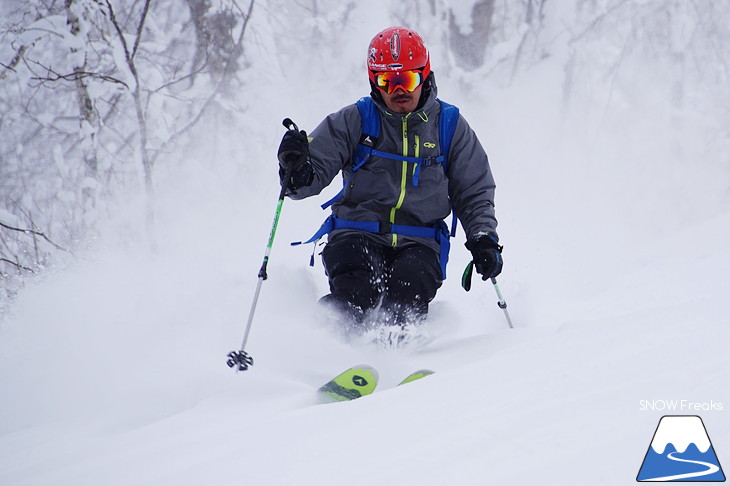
[367,27,431,86]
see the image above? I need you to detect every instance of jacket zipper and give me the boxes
[413,134,420,176]
[389,114,411,246]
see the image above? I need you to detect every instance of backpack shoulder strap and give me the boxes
[437,99,461,238]
[356,96,380,141]
[353,96,380,171]
[437,99,460,174]
[320,98,381,210]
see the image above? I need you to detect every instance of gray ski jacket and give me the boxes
[290,79,498,255]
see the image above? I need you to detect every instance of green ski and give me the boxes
[318,365,378,402]
[398,369,435,385]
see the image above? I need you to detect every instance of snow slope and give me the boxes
[2,3,730,485]
[0,213,728,485]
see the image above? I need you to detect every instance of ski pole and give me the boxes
[460,263,514,329]
[226,118,299,372]
[491,277,514,329]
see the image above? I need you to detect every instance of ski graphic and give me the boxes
[318,365,378,402]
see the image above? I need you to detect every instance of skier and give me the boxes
[277,26,502,328]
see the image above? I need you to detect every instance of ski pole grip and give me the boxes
[282,118,299,132]
[279,117,303,197]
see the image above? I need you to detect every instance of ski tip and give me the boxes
[398,369,435,386]
[317,364,379,403]
[350,364,379,381]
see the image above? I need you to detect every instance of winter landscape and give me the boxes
[1,1,729,485]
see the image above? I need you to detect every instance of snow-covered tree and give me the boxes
[0,0,254,308]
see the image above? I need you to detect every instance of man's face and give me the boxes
[381,85,422,114]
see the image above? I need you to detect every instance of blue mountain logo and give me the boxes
[637,415,725,482]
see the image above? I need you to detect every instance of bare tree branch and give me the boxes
[151,59,210,94]
[0,221,68,252]
[29,67,130,88]
[0,44,28,80]
[571,0,632,43]
[0,258,35,273]
[131,0,152,60]
[150,0,255,165]
[105,1,134,75]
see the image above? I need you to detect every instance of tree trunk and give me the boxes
[66,0,99,216]
[448,0,496,71]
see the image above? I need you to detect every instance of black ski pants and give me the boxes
[321,233,443,317]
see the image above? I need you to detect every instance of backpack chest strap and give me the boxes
[320,144,444,211]
[367,147,445,187]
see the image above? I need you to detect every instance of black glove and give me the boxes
[277,129,314,191]
[278,129,309,171]
[465,233,503,280]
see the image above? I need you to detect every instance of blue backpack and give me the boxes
[293,97,460,278]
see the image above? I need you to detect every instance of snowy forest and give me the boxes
[1,1,730,484]
[2,0,729,310]
[1,0,255,308]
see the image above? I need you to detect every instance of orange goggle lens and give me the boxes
[374,70,424,94]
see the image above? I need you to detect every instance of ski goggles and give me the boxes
[373,69,424,94]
